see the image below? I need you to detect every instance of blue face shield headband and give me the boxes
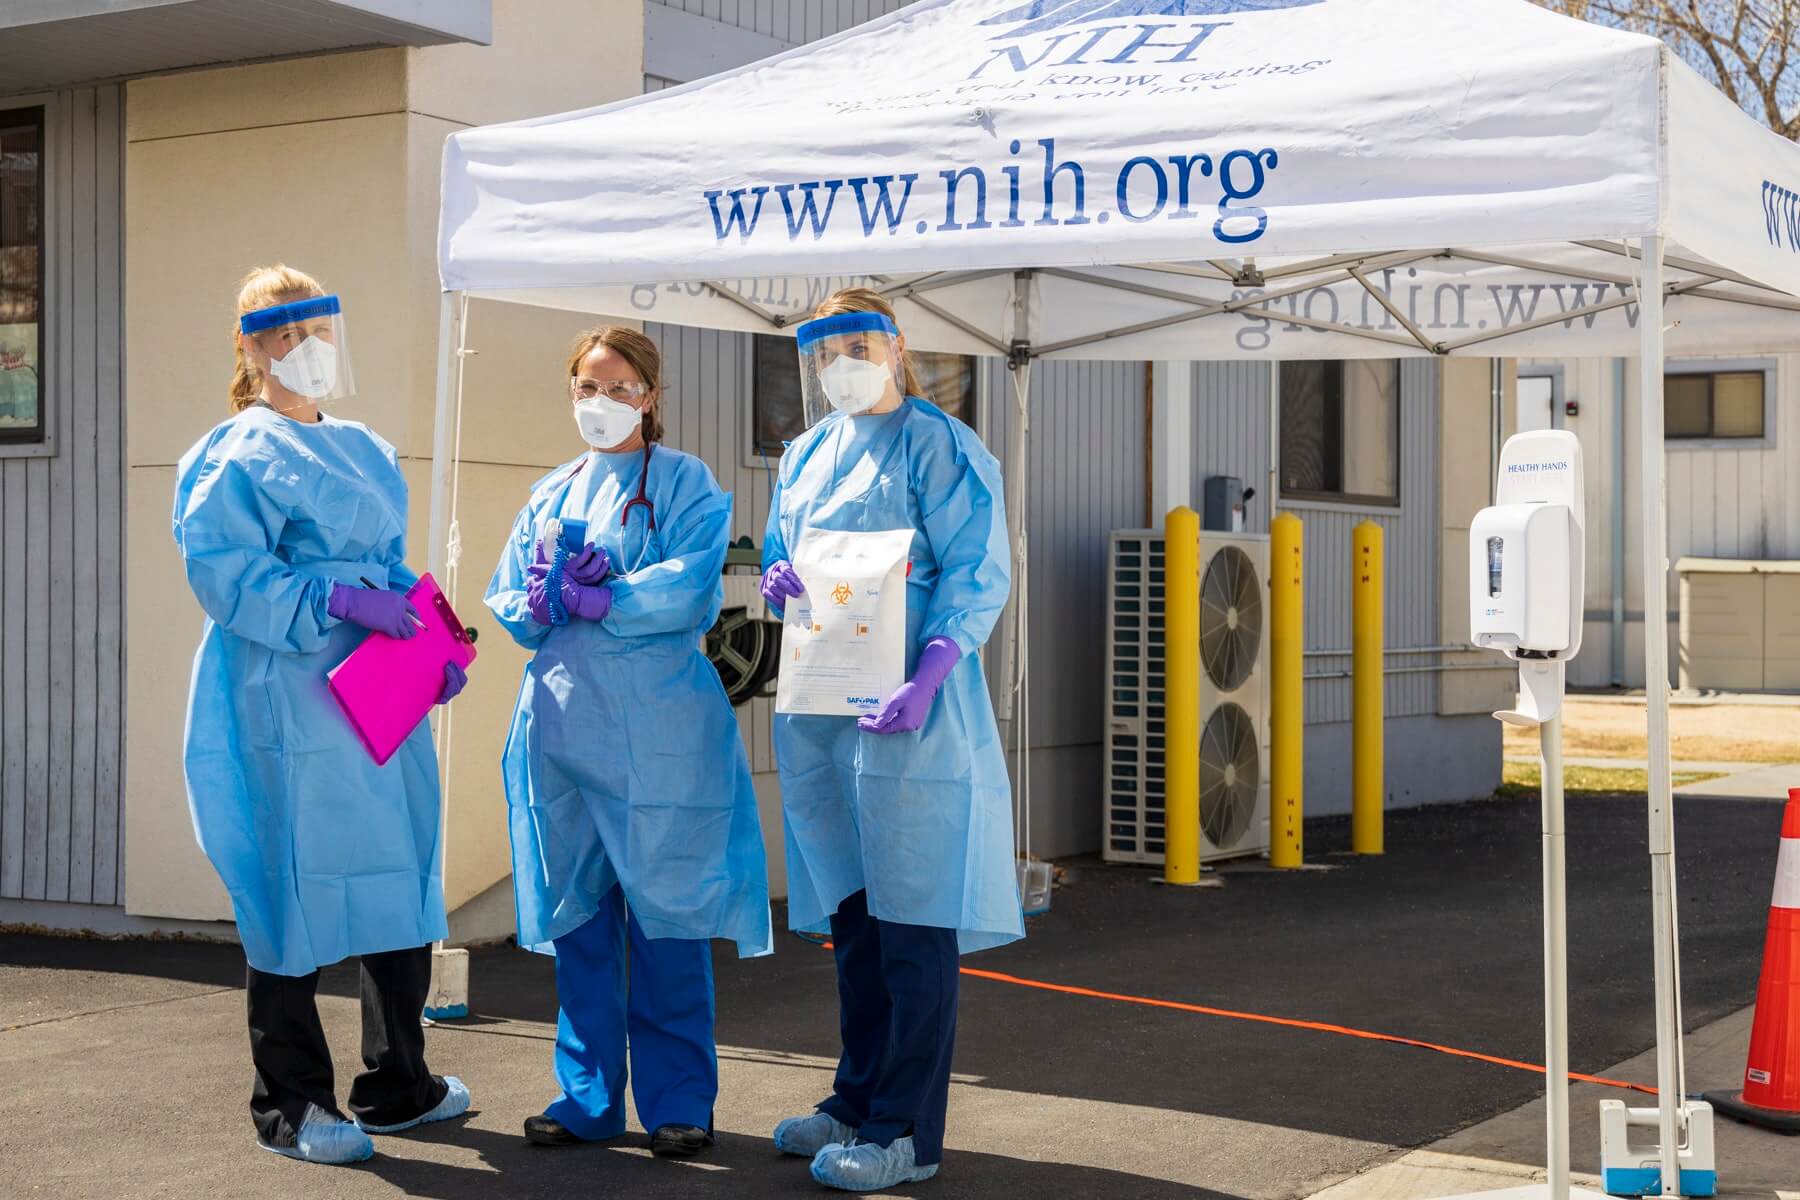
[238,294,354,405]
[794,311,903,426]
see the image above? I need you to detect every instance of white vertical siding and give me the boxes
[1529,354,1798,689]
[0,85,127,905]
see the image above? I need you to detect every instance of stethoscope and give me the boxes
[557,442,657,571]
[621,442,656,533]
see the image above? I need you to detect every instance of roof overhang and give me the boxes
[0,0,490,96]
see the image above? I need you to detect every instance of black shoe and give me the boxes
[524,1115,582,1146]
[650,1124,714,1159]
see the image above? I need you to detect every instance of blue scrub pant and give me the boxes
[545,884,718,1139]
[817,890,961,1166]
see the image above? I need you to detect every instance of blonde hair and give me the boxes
[230,264,327,412]
[567,325,665,444]
[811,287,924,399]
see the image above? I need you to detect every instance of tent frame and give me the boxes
[427,228,1792,1199]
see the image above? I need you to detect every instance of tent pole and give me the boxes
[427,290,461,586]
[425,289,461,947]
[1003,271,1032,861]
[1636,235,1684,1199]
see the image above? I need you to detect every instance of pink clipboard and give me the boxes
[327,573,477,767]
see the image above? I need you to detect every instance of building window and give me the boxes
[1279,360,1399,505]
[0,106,44,446]
[1665,369,1766,441]
[751,333,977,457]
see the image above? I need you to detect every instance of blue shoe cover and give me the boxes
[773,1111,857,1158]
[261,1104,375,1165]
[810,1136,939,1191]
[357,1076,471,1134]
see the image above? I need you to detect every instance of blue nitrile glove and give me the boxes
[328,583,421,640]
[858,637,961,735]
[760,560,805,615]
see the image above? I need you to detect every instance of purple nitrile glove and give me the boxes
[858,637,962,735]
[566,544,611,586]
[328,583,421,640]
[760,560,805,614]
[561,575,612,622]
[525,566,555,625]
[438,661,467,705]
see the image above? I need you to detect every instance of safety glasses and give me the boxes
[570,378,651,404]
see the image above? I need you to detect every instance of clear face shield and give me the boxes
[794,311,903,427]
[239,294,354,407]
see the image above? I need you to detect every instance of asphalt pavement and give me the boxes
[1,792,1785,1199]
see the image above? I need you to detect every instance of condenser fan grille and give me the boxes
[1200,544,1262,691]
[1199,702,1260,850]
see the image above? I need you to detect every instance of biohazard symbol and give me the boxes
[831,581,854,606]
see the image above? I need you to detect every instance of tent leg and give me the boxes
[1004,354,1032,860]
[427,290,461,585]
[424,290,463,976]
[1636,235,1684,1199]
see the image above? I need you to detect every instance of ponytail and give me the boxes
[228,340,261,412]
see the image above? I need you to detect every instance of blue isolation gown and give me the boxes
[486,445,772,959]
[172,405,446,977]
[763,397,1022,954]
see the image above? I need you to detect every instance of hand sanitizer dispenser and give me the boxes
[1468,430,1584,724]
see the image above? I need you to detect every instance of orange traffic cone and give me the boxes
[1705,788,1800,1133]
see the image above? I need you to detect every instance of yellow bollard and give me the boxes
[1270,511,1304,869]
[1352,520,1385,855]
[1163,506,1202,885]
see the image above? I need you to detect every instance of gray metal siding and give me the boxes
[1304,360,1441,724]
[1190,360,1273,534]
[1,85,126,905]
[981,359,1148,748]
[648,0,911,41]
[649,325,780,774]
[1189,359,1441,728]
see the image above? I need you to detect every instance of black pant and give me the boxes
[246,945,447,1147]
[817,890,961,1166]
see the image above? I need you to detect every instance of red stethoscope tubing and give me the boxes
[562,442,656,531]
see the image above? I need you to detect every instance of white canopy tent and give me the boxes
[434,1,1800,1194]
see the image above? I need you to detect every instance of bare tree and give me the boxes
[1537,1,1800,139]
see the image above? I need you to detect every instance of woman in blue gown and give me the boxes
[486,325,770,1158]
[174,265,469,1166]
[760,288,1020,1191]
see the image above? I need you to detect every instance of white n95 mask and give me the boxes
[575,396,644,449]
[820,355,892,415]
[267,336,340,399]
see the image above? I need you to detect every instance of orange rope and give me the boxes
[810,939,1654,1096]
[957,966,1657,1095]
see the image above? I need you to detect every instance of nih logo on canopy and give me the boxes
[980,0,1325,39]
[1766,179,1800,252]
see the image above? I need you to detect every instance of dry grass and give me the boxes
[1498,760,1723,799]
[1501,698,1800,765]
